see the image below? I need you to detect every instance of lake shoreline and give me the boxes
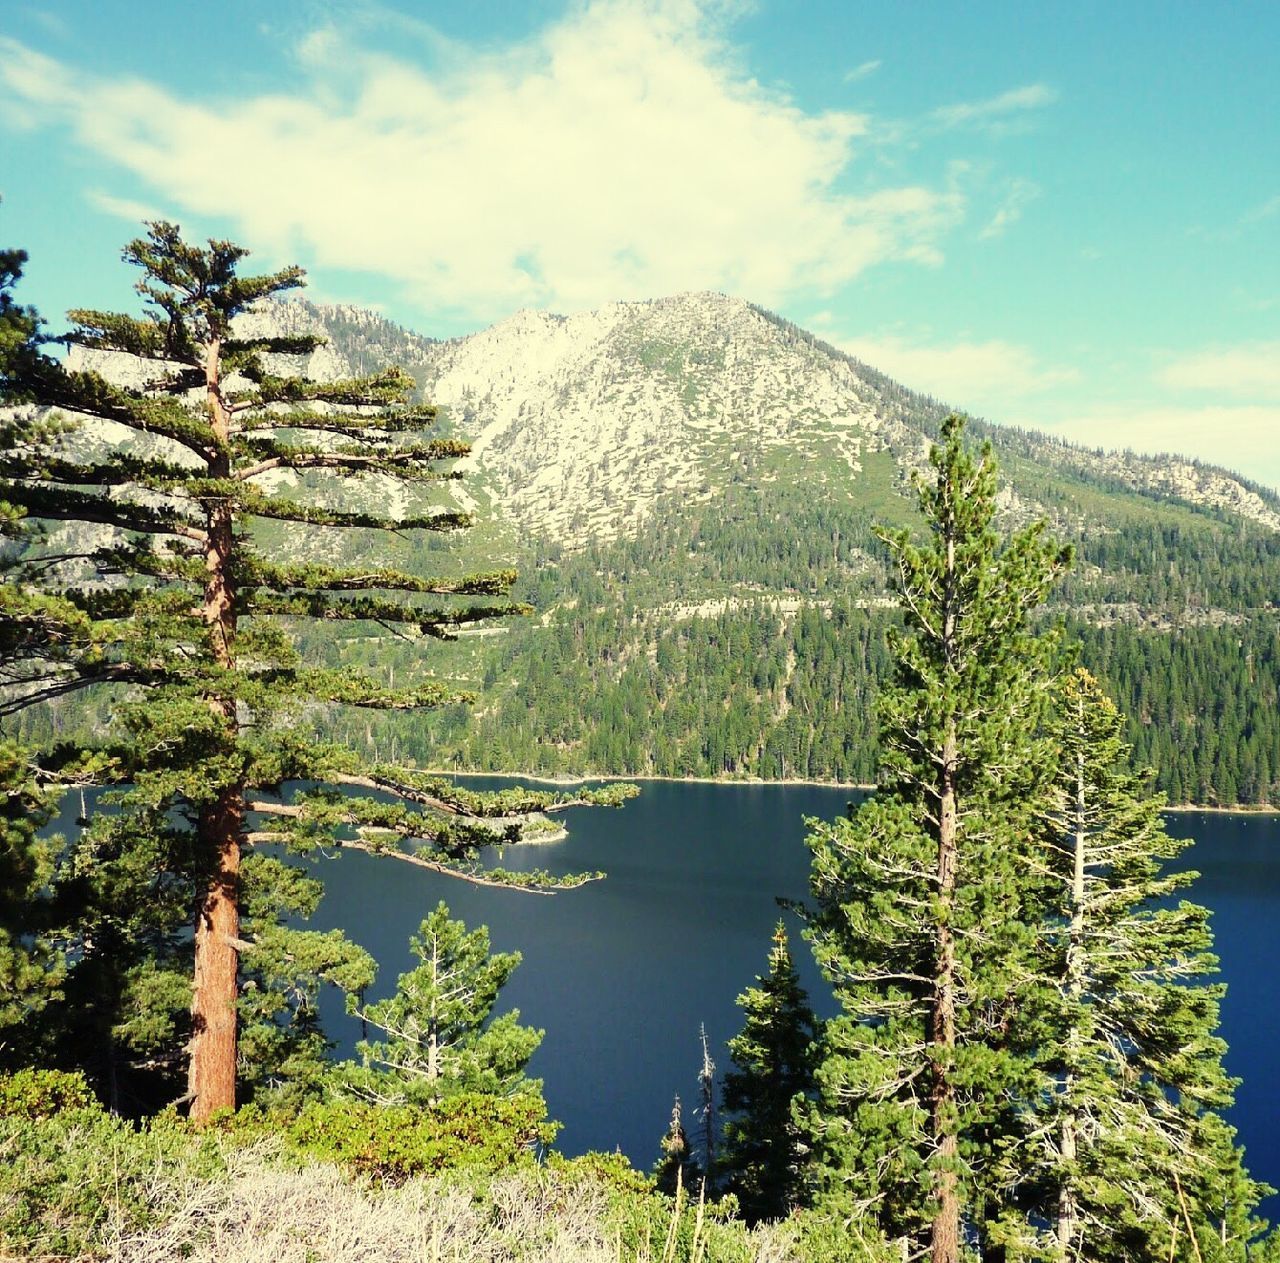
[431,769,1280,816]
[432,768,874,791]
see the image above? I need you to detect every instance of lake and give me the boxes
[296,777,1280,1205]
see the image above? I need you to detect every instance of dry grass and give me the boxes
[104,1148,804,1263]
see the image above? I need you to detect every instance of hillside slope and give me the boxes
[272,292,1280,546]
[16,294,1280,804]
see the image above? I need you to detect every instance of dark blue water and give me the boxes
[303,779,848,1165]
[1163,810,1280,1206]
[298,780,1280,1205]
[44,780,1280,1202]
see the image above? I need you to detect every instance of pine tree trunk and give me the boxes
[189,786,242,1119]
[930,728,961,1263]
[1056,737,1088,1251]
[189,339,242,1122]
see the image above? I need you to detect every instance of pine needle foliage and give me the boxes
[0,742,64,1050]
[337,901,544,1107]
[0,223,635,1119]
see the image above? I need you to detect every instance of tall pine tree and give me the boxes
[1000,667,1270,1261]
[0,222,633,1118]
[805,415,1071,1260]
[720,921,818,1223]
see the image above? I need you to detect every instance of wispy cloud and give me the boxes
[1242,193,1280,224]
[838,333,1076,412]
[0,3,963,323]
[979,177,1039,240]
[19,6,70,40]
[88,189,165,224]
[844,59,881,83]
[1157,341,1280,399]
[931,83,1058,132]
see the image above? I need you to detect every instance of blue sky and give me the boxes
[2,1,1277,488]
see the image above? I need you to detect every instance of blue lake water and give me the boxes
[44,777,1279,1204]
[296,779,1280,1204]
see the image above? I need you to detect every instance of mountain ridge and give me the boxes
[252,291,1280,543]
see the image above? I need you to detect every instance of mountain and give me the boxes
[260,292,1280,547]
[26,294,1280,805]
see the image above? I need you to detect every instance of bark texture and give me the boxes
[189,337,242,1121]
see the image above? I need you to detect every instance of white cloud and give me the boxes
[0,4,962,323]
[1031,404,1280,492]
[1156,342,1280,400]
[931,83,1058,131]
[838,333,1076,411]
[979,177,1039,240]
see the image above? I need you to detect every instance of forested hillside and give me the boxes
[10,293,1280,805]
[419,493,1280,804]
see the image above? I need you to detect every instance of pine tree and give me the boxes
[0,742,63,1054]
[804,415,1071,1260]
[1000,667,1271,1260]
[720,921,818,1223]
[336,901,543,1106]
[698,1022,717,1189]
[0,222,634,1118]
[655,1094,702,1197]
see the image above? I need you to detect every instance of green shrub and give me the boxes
[282,1090,558,1182]
[548,1147,655,1196]
[0,1070,238,1258]
[0,1074,225,1257]
[0,1066,95,1119]
[780,1208,898,1263]
[590,1171,754,1263]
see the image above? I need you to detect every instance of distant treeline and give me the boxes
[10,445,1279,806]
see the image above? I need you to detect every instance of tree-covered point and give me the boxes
[0,224,635,1121]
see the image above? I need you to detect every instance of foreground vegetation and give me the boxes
[0,1069,880,1262]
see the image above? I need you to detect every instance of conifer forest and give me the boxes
[1,224,1277,1262]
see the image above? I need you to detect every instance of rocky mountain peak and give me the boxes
[59,292,1280,546]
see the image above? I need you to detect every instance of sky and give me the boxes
[1,0,1277,489]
